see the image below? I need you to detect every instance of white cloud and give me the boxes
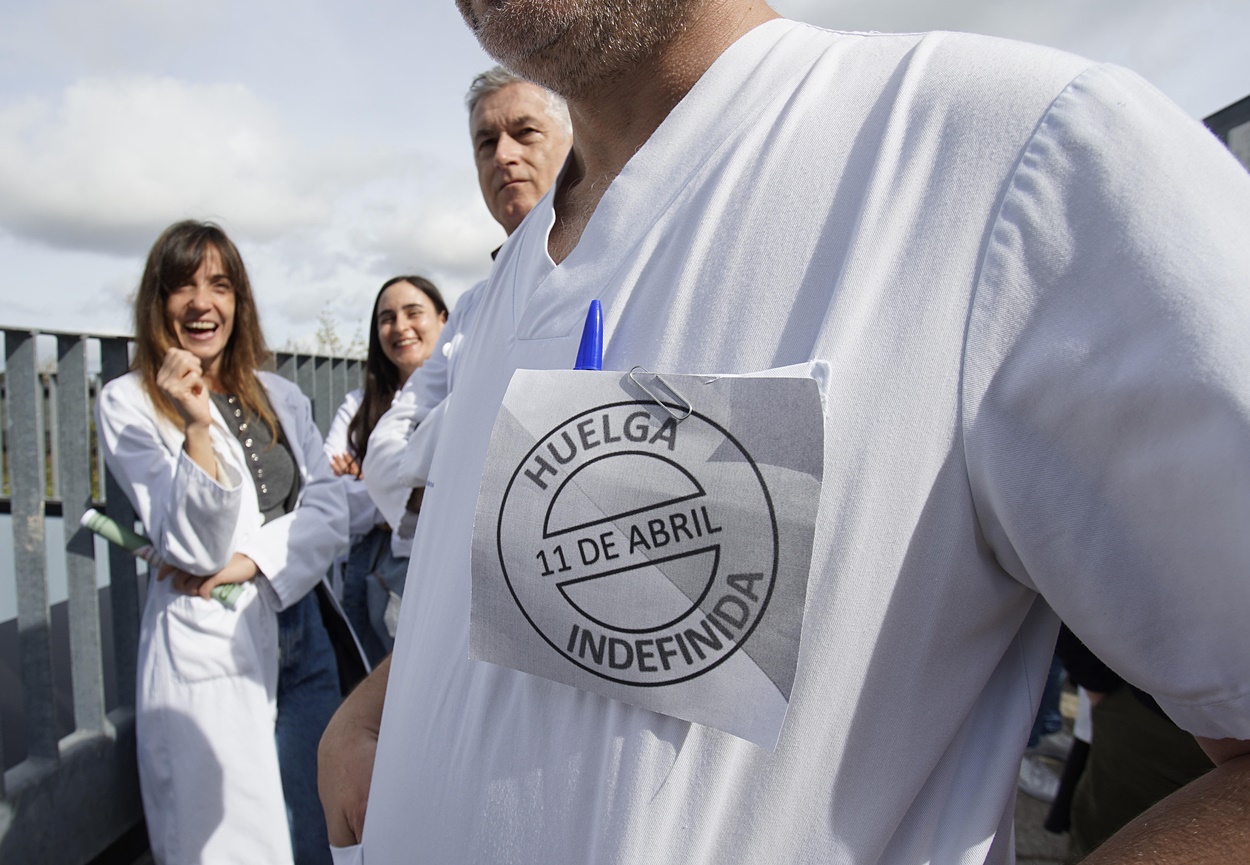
[0,70,503,347]
[222,156,500,346]
[43,0,220,70]
[4,0,1243,351]
[343,173,505,280]
[245,196,500,349]
[0,76,334,254]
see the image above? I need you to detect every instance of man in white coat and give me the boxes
[358,66,573,532]
[321,2,1250,862]
[317,66,571,842]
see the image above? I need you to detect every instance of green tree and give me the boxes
[315,307,345,356]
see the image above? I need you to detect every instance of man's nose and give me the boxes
[494,133,522,165]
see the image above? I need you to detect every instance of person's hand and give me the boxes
[159,552,259,601]
[405,486,425,514]
[157,347,213,429]
[319,656,390,847]
[330,451,363,479]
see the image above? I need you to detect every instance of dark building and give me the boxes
[1206,95,1250,172]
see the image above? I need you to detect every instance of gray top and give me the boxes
[211,391,299,524]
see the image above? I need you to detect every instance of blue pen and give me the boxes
[574,299,603,371]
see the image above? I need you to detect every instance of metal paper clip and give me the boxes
[628,366,693,422]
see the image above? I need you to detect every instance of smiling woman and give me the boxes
[163,248,235,371]
[324,275,447,662]
[96,220,358,865]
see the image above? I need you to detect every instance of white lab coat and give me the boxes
[364,279,488,535]
[97,370,348,865]
[324,388,384,541]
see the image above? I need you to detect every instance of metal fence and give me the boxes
[0,327,360,864]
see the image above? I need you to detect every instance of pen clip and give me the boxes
[628,366,693,423]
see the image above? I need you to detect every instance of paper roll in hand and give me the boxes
[80,508,244,609]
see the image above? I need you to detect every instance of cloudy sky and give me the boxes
[1,0,1247,349]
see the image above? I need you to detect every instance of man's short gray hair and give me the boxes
[466,66,572,135]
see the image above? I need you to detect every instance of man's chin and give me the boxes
[498,198,536,231]
[467,1,696,100]
[459,1,577,86]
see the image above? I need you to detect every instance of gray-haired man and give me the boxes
[317,68,570,848]
[467,65,572,236]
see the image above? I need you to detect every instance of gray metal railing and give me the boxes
[0,327,361,863]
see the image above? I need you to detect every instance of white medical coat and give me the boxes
[364,279,488,534]
[97,369,348,865]
[361,20,1250,865]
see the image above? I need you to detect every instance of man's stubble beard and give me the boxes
[456,0,694,100]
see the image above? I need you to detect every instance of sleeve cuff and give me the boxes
[1158,691,1250,741]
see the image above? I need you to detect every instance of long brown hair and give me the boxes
[346,276,448,462]
[132,220,276,436]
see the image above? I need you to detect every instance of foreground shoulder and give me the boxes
[900,30,1096,124]
[772,22,1100,157]
[799,23,1094,92]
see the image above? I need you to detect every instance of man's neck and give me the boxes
[548,0,779,263]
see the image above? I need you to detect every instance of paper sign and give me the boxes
[470,368,823,747]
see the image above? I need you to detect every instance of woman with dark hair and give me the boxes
[325,276,448,662]
[97,220,350,865]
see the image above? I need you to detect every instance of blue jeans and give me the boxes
[343,526,409,665]
[276,590,340,865]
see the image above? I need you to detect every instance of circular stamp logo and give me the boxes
[496,400,778,686]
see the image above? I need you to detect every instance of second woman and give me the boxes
[325,276,448,662]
